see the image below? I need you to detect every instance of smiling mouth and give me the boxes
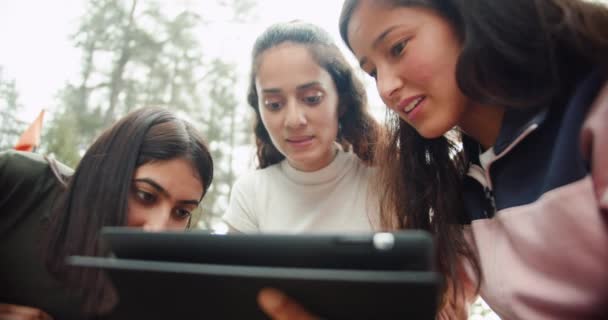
[403,96,425,114]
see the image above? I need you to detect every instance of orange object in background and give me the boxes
[14,110,45,152]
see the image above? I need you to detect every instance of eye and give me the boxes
[389,39,409,57]
[368,69,377,80]
[135,189,156,204]
[302,91,324,105]
[263,97,284,111]
[173,208,192,220]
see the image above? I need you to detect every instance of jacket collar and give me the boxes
[481,67,604,156]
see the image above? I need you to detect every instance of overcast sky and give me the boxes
[0,0,384,123]
[4,0,606,124]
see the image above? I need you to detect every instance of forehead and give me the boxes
[135,157,194,174]
[347,2,421,56]
[135,158,203,193]
[255,43,334,89]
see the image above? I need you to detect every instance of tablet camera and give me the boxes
[372,233,395,251]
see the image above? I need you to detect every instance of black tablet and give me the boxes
[100,227,434,271]
[71,228,440,319]
[69,256,440,320]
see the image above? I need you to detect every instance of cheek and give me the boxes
[171,219,190,230]
[450,92,470,124]
[320,97,340,124]
[314,109,339,138]
[404,48,451,91]
[261,112,290,155]
[406,53,434,85]
[125,201,144,226]
[433,59,466,113]
[410,38,461,94]
[416,56,463,112]
[260,111,281,136]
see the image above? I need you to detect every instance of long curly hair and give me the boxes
[247,21,382,168]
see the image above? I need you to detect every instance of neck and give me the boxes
[288,144,340,172]
[458,103,505,150]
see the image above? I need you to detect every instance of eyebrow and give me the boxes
[261,81,322,94]
[133,178,200,206]
[359,25,400,69]
[296,81,322,90]
[261,88,282,94]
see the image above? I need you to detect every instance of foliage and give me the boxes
[42,0,256,219]
[0,67,26,150]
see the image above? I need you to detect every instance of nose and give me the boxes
[376,65,403,104]
[284,100,307,128]
[142,209,171,232]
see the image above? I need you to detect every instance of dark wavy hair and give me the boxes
[44,107,214,315]
[247,21,381,168]
[339,0,608,310]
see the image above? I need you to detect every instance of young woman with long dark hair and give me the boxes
[258,1,608,318]
[0,107,214,320]
[224,21,382,233]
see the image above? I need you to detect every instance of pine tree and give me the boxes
[0,67,26,150]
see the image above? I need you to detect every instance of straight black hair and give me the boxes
[44,107,214,315]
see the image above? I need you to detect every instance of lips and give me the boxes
[286,136,314,149]
[398,95,425,114]
[286,136,313,143]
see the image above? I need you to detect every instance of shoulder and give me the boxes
[232,164,281,192]
[0,150,72,189]
[236,164,282,184]
[1,150,51,180]
[344,150,378,177]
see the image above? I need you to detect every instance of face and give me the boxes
[127,157,204,231]
[347,1,469,138]
[255,43,340,172]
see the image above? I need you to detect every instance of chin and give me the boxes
[416,126,448,140]
[288,153,325,171]
[286,153,311,164]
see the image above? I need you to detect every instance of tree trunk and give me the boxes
[103,0,137,126]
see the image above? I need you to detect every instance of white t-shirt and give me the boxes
[223,149,379,233]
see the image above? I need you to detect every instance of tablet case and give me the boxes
[101,227,433,271]
[69,256,440,320]
[69,229,439,319]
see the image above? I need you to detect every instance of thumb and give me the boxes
[258,288,319,320]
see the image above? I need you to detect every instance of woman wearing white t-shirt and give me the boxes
[223,21,382,233]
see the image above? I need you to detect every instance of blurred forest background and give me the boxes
[1,0,269,231]
[1,0,377,232]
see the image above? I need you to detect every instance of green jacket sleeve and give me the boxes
[0,150,62,234]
